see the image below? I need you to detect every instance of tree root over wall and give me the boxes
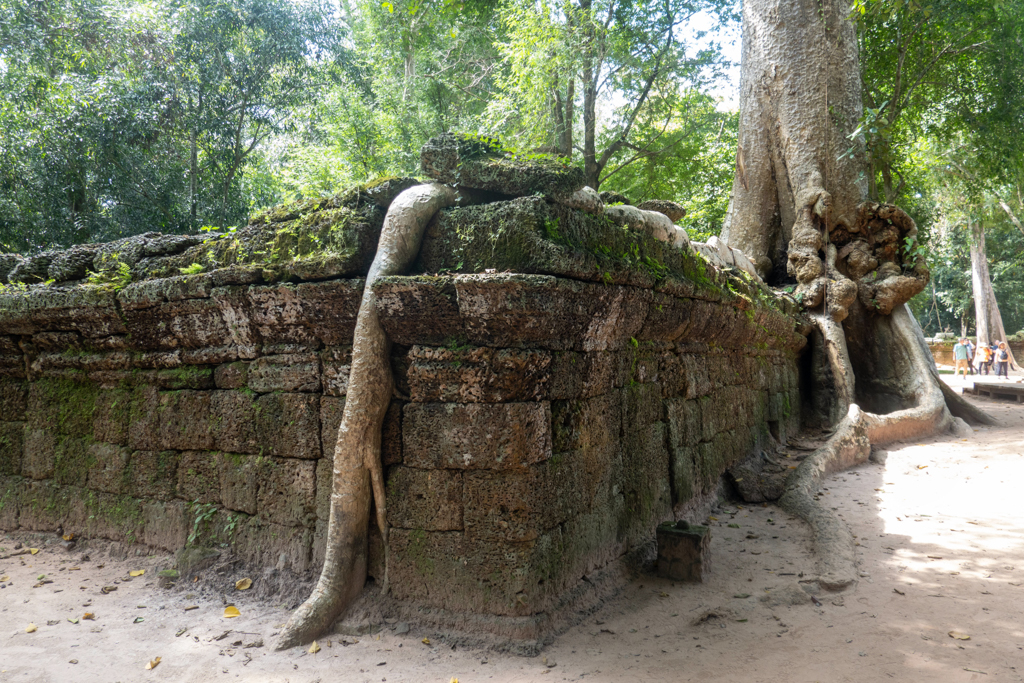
[275,184,459,650]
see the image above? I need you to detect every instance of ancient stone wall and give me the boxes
[0,172,807,638]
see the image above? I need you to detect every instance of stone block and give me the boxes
[656,521,710,582]
[315,459,332,522]
[128,385,160,450]
[155,366,215,390]
[228,516,314,573]
[621,422,671,541]
[665,397,702,449]
[86,442,131,494]
[140,500,188,551]
[406,345,551,403]
[122,297,231,350]
[320,346,351,396]
[93,389,130,445]
[0,475,23,528]
[22,428,55,480]
[128,450,179,501]
[462,458,579,543]
[158,390,215,451]
[403,402,551,471]
[0,421,23,476]
[622,382,663,427]
[0,380,27,420]
[668,442,697,507]
[547,351,617,400]
[26,376,98,436]
[387,527,564,617]
[214,361,249,389]
[176,450,220,504]
[386,466,463,531]
[257,457,316,527]
[255,392,320,459]
[248,353,321,393]
[53,436,91,487]
[211,390,259,454]
[217,452,258,515]
[550,393,620,454]
[294,279,364,347]
[637,292,694,343]
[696,432,732,494]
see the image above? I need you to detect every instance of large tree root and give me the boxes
[778,404,870,590]
[782,304,984,590]
[275,184,459,650]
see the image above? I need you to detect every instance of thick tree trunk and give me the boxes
[970,220,1019,369]
[723,0,989,498]
[275,184,459,650]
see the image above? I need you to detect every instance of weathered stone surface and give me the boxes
[320,346,351,396]
[420,133,585,197]
[257,457,316,527]
[620,422,672,542]
[0,422,24,476]
[53,436,91,487]
[406,345,551,403]
[26,376,98,437]
[255,392,321,459]
[403,402,551,471]
[0,380,28,419]
[128,450,179,501]
[230,515,314,573]
[93,389,130,445]
[218,452,258,515]
[176,450,220,504]
[386,466,463,531]
[214,361,249,389]
[551,393,620,454]
[158,390,215,451]
[140,500,188,551]
[87,442,131,494]
[656,521,709,582]
[122,297,231,350]
[636,200,685,222]
[0,286,126,337]
[22,428,55,480]
[547,351,617,400]
[248,353,321,393]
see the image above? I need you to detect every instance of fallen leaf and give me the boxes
[69,659,78,664]
[450,678,460,683]
[26,623,37,633]
[927,556,943,560]
[134,617,145,624]
[893,588,905,596]
[733,593,751,599]
[63,533,74,541]
[176,628,187,637]
[29,548,39,555]
[708,516,718,521]
[145,657,161,670]
[68,567,80,571]
[728,523,740,528]
[223,606,240,619]
[422,638,431,645]
[68,618,79,624]
[129,570,145,577]
[101,586,117,594]
[917,465,928,470]
[948,631,971,640]
[235,578,252,591]
[308,641,321,654]
[83,613,95,620]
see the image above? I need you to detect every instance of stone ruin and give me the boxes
[0,134,810,650]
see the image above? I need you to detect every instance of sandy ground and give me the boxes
[3,376,1023,683]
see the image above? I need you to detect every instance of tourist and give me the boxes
[995,342,1010,379]
[979,343,993,375]
[953,338,970,378]
[966,338,976,375]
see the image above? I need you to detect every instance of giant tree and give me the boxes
[721,0,990,464]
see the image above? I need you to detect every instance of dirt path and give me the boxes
[3,379,1023,683]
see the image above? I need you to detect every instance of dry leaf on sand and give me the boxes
[949,631,971,640]
[129,570,145,577]
[235,578,252,590]
[223,606,240,618]
[29,548,39,555]
[25,623,37,633]
[308,641,321,654]
[145,657,161,670]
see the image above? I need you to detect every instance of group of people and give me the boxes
[954,338,1012,379]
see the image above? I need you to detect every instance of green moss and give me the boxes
[407,528,436,578]
[35,376,98,437]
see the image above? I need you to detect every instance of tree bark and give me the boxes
[723,0,987,451]
[275,183,459,650]
[969,219,1019,369]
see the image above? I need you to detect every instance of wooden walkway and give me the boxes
[965,381,1024,403]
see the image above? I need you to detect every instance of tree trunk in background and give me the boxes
[970,220,1019,369]
[721,0,868,283]
[722,0,984,437]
